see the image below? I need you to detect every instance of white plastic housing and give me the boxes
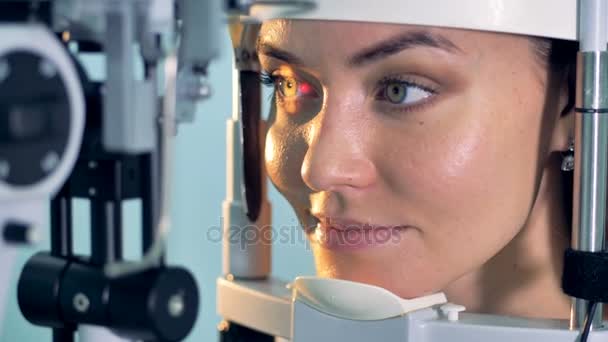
[293,276,447,321]
[250,0,579,41]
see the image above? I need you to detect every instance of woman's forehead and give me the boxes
[257,20,529,66]
[259,20,451,54]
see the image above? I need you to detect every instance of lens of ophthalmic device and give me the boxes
[0,51,71,186]
[0,25,84,245]
[0,25,84,203]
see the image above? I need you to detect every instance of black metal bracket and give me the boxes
[562,248,608,303]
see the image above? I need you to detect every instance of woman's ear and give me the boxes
[550,63,576,153]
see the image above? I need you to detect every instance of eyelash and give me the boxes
[259,71,437,114]
[259,72,278,87]
[259,72,285,102]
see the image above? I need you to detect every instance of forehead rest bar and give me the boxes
[247,0,582,41]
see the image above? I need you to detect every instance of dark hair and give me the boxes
[532,38,578,112]
[531,38,578,232]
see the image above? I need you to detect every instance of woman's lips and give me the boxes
[311,218,409,251]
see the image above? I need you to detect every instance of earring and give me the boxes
[561,139,575,172]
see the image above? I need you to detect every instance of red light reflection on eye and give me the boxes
[299,82,316,97]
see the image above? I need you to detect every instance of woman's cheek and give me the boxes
[408,111,530,263]
[264,125,308,196]
[390,112,495,238]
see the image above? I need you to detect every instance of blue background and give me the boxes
[1,24,315,341]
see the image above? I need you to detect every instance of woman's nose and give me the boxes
[300,109,377,192]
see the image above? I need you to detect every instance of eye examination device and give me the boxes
[1,0,608,341]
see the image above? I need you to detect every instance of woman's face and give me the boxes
[259,20,566,298]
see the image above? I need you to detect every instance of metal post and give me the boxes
[50,187,73,259]
[50,185,76,342]
[90,200,122,265]
[570,0,608,330]
[141,152,160,257]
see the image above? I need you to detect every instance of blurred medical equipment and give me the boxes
[1,0,608,342]
[0,0,221,341]
[0,8,85,335]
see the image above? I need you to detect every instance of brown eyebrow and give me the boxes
[257,30,462,68]
[348,30,462,66]
[257,40,306,66]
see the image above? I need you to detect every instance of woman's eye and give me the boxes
[260,72,317,100]
[279,77,298,97]
[277,76,317,99]
[379,81,433,106]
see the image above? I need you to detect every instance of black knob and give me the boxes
[19,253,199,341]
[3,221,38,244]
